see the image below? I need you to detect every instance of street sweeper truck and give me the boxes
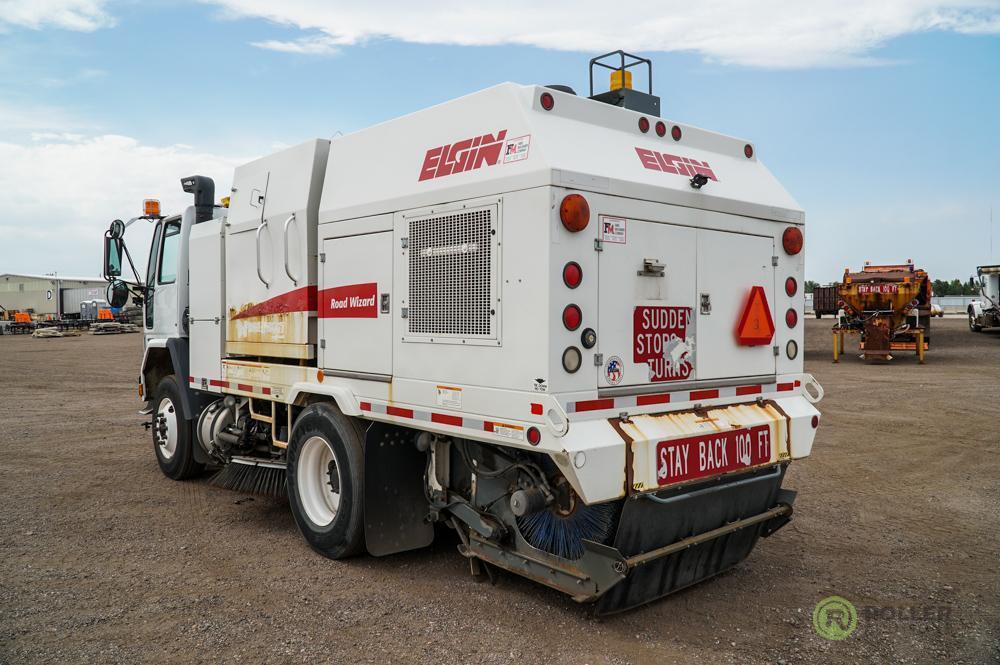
[102,51,823,614]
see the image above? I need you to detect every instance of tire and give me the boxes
[152,375,204,480]
[286,403,366,559]
[814,312,822,319]
[969,311,982,332]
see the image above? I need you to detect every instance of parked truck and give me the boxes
[102,52,822,614]
[969,265,1000,332]
[834,261,931,362]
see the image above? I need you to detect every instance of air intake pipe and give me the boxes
[181,175,215,224]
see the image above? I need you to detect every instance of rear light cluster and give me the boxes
[782,227,803,357]
[637,117,683,142]
[560,194,594,372]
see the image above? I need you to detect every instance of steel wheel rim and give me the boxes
[297,436,342,527]
[156,397,178,460]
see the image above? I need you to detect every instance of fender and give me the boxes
[141,337,210,421]
[969,300,985,318]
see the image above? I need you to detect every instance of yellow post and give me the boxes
[916,329,925,364]
[833,330,840,363]
[839,331,845,355]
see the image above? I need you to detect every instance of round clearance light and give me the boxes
[811,414,820,429]
[540,92,554,111]
[671,125,682,141]
[744,143,754,158]
[580,327,597,349]
[782,226,803,255]
[526,427,541,446]
[562,304,582,331]
[785,308,798,328]
[655,121,666,137]
[785,276,798,297]
[562,346,582,373]
[559,194,590,232]
[563,261,583,289]
[638,117,650,133]
[786,339,799,360]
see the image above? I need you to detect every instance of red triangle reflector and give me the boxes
[736,285,775,346]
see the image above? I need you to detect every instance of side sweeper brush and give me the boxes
[209,457,286,498]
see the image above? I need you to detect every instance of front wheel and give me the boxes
[286,403,366,559]
[152,375,204,480]
[969,312,983,332]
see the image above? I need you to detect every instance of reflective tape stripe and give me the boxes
[567,380,801,414]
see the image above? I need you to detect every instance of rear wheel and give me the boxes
[286,403,366,559]
[969,311,982,332]
[152,375,203,480]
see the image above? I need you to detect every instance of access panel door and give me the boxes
[320,232,393,376]
[695,228,776,381]
[597,218,698,389]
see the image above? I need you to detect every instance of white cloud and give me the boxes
[0,0,114,31]
[0,134,247,275]
[207,0,1000,67]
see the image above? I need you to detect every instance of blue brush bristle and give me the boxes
[517,502,619,560]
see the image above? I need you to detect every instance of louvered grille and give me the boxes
[407,207,494,338]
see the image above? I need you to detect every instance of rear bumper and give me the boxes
[467,463,794,614]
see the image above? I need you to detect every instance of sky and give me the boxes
[0,0,998,282]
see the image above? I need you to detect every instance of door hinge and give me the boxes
[637,258,665,277]
[593,352,604,366]
[380,293,390,314]
[319,252,326,263]
[772,255,779,267]
[401,237,409,249]
[773,345,780,356]
[401,307,409,319]
[320,339,326,349]
[700,293,712,315]
[594,239,604,252]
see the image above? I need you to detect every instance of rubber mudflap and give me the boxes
[595,465,788,615]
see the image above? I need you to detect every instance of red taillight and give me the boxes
[785,308,798,328]
[744,143,754,159]
[782,226,803,255]
[655,121,666,137]
[671,125,682,141]
[563,261,582,289]
[562,304,582,331]
[540,92,554,111]
[559,194,590,232]
[527,427,541,445]
[785,277,797,297]
[638,117,650,133]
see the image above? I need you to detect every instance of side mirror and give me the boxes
[107,280,130,308]
[104,234,123,278]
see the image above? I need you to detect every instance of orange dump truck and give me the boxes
[834,261,931,362]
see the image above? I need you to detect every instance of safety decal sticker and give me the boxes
[502,135,531,163]
[604,355,624,385]
[634,306,695,382]
[601,216,627,244]
[436,385,463,409]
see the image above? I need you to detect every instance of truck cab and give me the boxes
[969,265,1000,332]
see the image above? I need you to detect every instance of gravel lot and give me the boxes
[1,318,998,664]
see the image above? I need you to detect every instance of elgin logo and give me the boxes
[419,130,507,181]
[635,147,718,182]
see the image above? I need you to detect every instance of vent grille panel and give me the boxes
[407,207,494,338]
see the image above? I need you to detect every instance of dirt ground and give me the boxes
[1,318,998,664]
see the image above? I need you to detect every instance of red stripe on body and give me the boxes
[636,393,670,406]
[575,398,615,412]
[431,413,463,427]
[359,402,372,411]
[386,405,413,418]
[777,382,795,391]
[230,285,317,320]
[689,389,719,401]
[736,385,763,396]
[209,379,229,388]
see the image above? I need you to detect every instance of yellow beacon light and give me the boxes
[610,69,633,91]
[220,196,231,208]
[143,199,161,217]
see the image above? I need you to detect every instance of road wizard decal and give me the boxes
[419,130,523,181]
[634,147,718,182]
[320,283,378,318]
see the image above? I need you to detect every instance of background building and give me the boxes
[0,273,108,319]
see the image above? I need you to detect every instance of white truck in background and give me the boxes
[969,265,1000,332]
[102,51,823,615]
